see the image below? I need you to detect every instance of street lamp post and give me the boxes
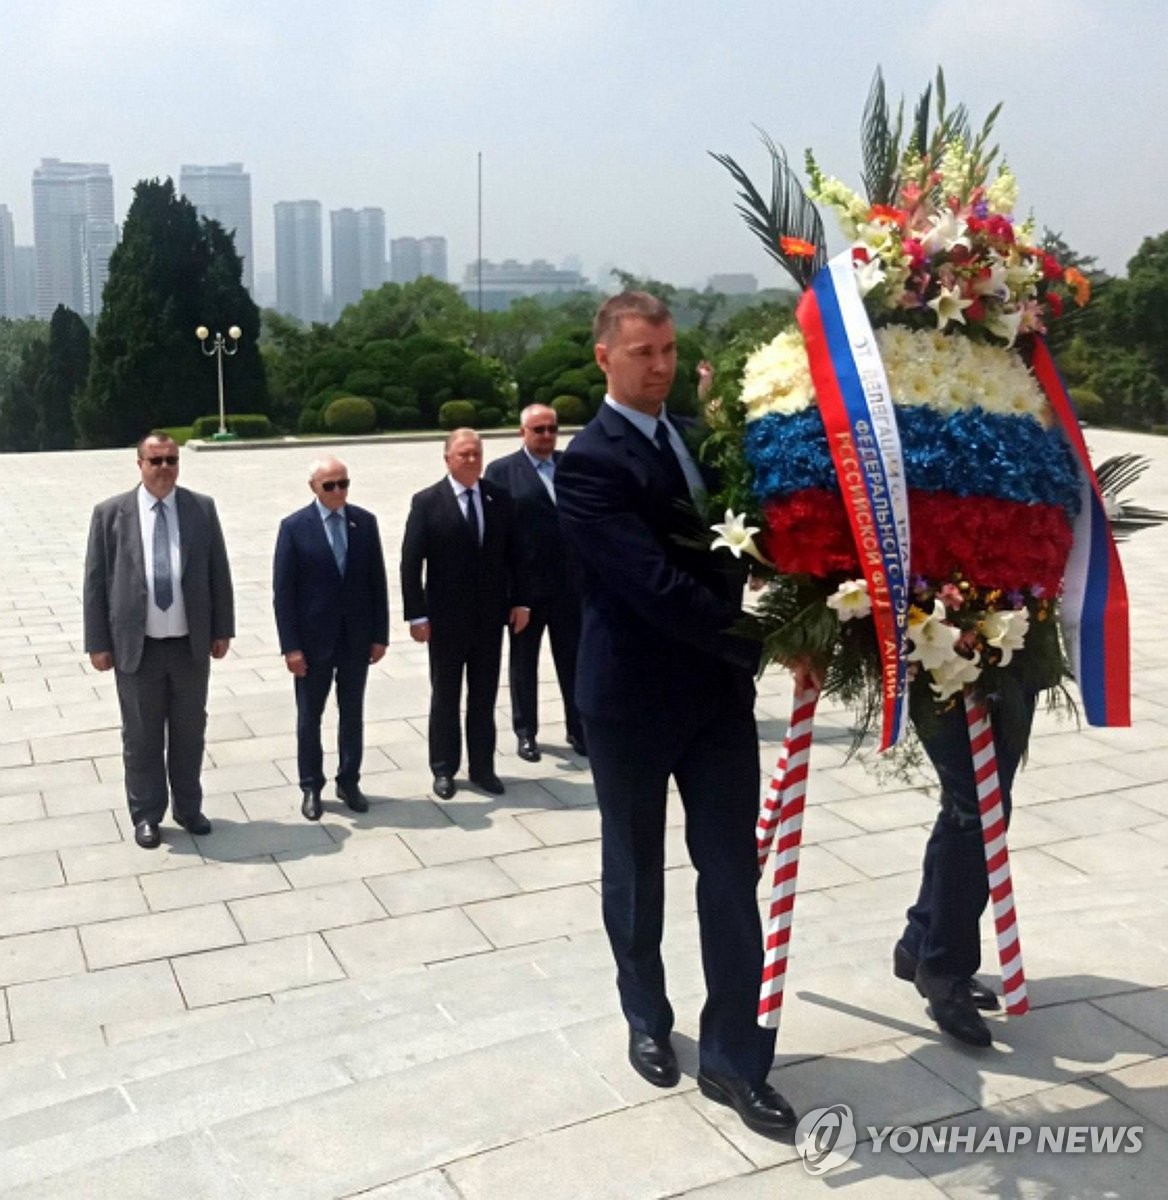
[195,324,243,441]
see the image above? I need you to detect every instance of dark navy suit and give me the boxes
[484,447,583,745]
[400,476,524,777]
[273,502,389,792]
[556,403,775,1085]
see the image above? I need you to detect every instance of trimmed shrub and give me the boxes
[158,426,193,446]
[550,368,593,399]
[305,386,345,413]
[372,397,396,429]
[438,399,478,430]
[191,413,274,439]
[476,406,504,429]
[381,384,417,408]
[343,368,385,397]
[323,395,378,435]
[392,405,422,430]
[551,394,590,425]
[297,406,325,435]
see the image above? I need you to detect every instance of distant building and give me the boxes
[32,159,117,318]
[707,273,758,295]
[179,163,254,291]
[274,200,323,325]
[330,207,386,313]
[390,236,421,284]
[390,235,447,285]
[419,236,447,282]
[14,246,36,317]
[461,258,591,311]
[0,205,14,318]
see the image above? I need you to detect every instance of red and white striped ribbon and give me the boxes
[758,679,821,1028]
[964,691,1030,1016]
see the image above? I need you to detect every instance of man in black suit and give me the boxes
[274,456,389,820]
[484,404,585,763]
[83,431,234,849]
[556,293,797,1140]
[401,429,529,800]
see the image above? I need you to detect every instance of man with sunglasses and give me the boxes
[274,456,389,820]
[83,432,234,849]
[484,404,585,764]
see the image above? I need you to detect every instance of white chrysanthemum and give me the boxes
[741,330,815,419]
[741,323,1051,426]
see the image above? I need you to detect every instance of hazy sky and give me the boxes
[3,0,1165,292]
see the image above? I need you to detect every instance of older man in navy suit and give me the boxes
[484,404,585,763]
[274,456,389,820]
[556,293,797,1140]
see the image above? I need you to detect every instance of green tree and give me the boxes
[81,178,267,447]
[42,305,90,449]
[0,338,47,451]
[0,317,48,398]
[334,278,473,346]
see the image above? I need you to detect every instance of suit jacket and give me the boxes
[83,486,235,674]
[555,404,758,722]
[400,476,524,640]
[273,502,389,663]
[483,448,577,603]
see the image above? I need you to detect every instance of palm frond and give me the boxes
[860,68,903,204]
[909,79,932,156]
[710,131,826,290]
[1094,453,1168,541]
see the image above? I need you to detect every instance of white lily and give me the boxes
[906,599,961,671]
[918,210,969,255]
[854,254,887,297]
[826,579,871,622]
[972,261,1009,299]
[929,650,983,701]
[928,285,974,331]
[986,306,1024,347]
[981,608,1030,666]
[710,509,767,563]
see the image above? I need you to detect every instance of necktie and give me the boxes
[463,488,481,545]
[653,419,692,501]
[152,500,173,611]
[537,459,556,502]
[326,510,346,574]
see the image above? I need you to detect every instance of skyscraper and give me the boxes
[0,204,15,318]
[330,207,386,313]
[419,236,448,283]
[180,163,255,291]
[14,247,36,317]
[390,236,422,285]
[274,200,323,325]
[31,159,116,318]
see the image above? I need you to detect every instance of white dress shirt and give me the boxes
[137,485,189,638]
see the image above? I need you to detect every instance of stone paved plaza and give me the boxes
[0,427,1166,1198]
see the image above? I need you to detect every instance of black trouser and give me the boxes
[294,648,369,792]
[115,636,209,825]
[428,628,503,777]
[507,593,583,742]
[901,694,1037,978]
[585,705,776,1084]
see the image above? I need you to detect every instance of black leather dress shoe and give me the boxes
[697,1069,798,1139]
[516,736,541,763]
[628,1030,680,1088]
[469,771,505,795]
[301,788,323,821]
[176,813,212,836]
[566,733,587,757]
[915,962,993,1047]
[894,941,1000,1011]
[433,775,456,800]
[336,782,369,813]
[134,820,161,850]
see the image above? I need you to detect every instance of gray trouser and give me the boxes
[115,636,210,825]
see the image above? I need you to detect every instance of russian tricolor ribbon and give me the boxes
[1030,338,1130,726]
[797,252,911,750]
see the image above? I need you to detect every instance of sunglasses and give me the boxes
[144,456,179,466]
[528,424,558,434]
[321,479,351,492]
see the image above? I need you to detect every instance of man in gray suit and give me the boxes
[84,432,235,849]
